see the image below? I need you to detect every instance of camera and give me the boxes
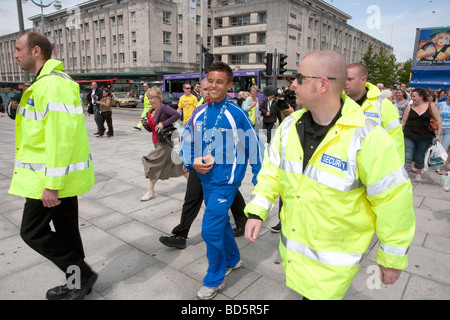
[275,89,296,111]
[263,85,296,112]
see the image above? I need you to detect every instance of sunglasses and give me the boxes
[184,87,192,90]
[294,72,337,85]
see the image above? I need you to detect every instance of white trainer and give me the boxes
[197,282,225,300]
[225,259,243,276]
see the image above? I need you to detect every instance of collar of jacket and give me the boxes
[35,59,66,82]
[208,97,228,109]
[294,93,367,129]
[365,82,382,100]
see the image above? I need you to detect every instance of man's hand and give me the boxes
[41,189,61,208]
[192,157,213,175]
[379,265,401,285]
[245,218,262,243]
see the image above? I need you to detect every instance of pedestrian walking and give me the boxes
[244,50,415,300]
[10,32,97,300]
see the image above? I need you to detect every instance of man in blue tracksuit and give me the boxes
[180,62,263,300]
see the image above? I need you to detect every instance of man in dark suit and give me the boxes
[86,82,103,134]
[259,88,278,144]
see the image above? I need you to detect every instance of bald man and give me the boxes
[244,50,415,300]
[345,63,404,162]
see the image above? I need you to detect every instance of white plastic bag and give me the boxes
[424,142,448,172]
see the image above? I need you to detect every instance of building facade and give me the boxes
[0,0,393,85]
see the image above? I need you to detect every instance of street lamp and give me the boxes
[22,0,63,35]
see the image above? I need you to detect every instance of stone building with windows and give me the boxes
[0,0,392,84]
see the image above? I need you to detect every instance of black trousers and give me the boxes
[20,197,92,280]
[98,111,114,136]
[171,170,248,238]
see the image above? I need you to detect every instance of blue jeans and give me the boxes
[404,135,433,170]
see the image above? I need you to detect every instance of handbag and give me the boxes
[428,103,439,131]
[157,124,177,146]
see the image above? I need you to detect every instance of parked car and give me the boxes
[111,92,139,108]
[162,92,179,109]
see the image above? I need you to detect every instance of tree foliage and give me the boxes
[361,44,411,88]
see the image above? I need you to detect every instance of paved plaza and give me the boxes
[0,110,449,300]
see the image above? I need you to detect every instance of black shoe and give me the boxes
[233,227,245,237]
[46,284,72,300]
[270,222,281,233]
[65,272,98,300]
[133,126,141,130]
[93,132,99,135]
[159,235,187,249]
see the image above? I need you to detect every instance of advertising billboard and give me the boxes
[414,27,450,67]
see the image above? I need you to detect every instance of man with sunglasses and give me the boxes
[345,63,404,162]
[244,50,415,300]
[177,82,198,124]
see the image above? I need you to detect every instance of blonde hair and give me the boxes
[238,91,245,99]
[146,86,163,101]
[250,85,259,92]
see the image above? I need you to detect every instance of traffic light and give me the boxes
[204,52,214,72]
[279,53,288,74]
[264,53,273,76]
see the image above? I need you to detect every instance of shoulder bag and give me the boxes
[428,103,439,131]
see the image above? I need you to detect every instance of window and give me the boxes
[196,15,201,26]
[231,54,249,64]
[178,52,183,62]
[118,15,123,26]
[100,19,105,30]
[132,51,137,63]
[119,34,124,45]
[131,31,136,43]
[163,11,171,24]
[120,53,125,63]
[231,34,250,45]
[112,35,117,46]
[113,53,117,64]
[178,14,183,26]
[110,16,116,27]
[297,33,301,46]
[130,12,136,23]
[232,16,250,26]
[101,37,106,47]
[177,34,183,44]
[163,51,171,62]
[102,54,107,64]
[163,31,172,44]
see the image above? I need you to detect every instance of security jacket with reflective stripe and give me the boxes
[244,94,415,300]
[9,59,95,199]
[360,82,404,162]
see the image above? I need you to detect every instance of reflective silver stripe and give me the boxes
[385,118,401,131]
[14,159,46,172]
[304,165,362,191]
[18,106,45,121]
[15,154,92,177]
[365,167,409,196]
[18,102,83,121]
[46,102,84,116]
[281,159,303,174]
[375,96,384,126]
[281,233,364,266]
[250,194,274,212]
[346,118,379,186]
[280,116,295,160]
[379,242,409,256]
[268,145,281,168]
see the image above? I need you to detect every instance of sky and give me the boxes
[1,0,449,62]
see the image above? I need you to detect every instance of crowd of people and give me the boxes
[4,31,449,301]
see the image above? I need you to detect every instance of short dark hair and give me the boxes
[26,32,52,60]
[208,62,233,83]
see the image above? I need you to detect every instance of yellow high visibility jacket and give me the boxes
[9,59,95,199]
[245,94,415,300]
[360,82,404,162]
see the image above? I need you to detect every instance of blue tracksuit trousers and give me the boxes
[201,187,241,287]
